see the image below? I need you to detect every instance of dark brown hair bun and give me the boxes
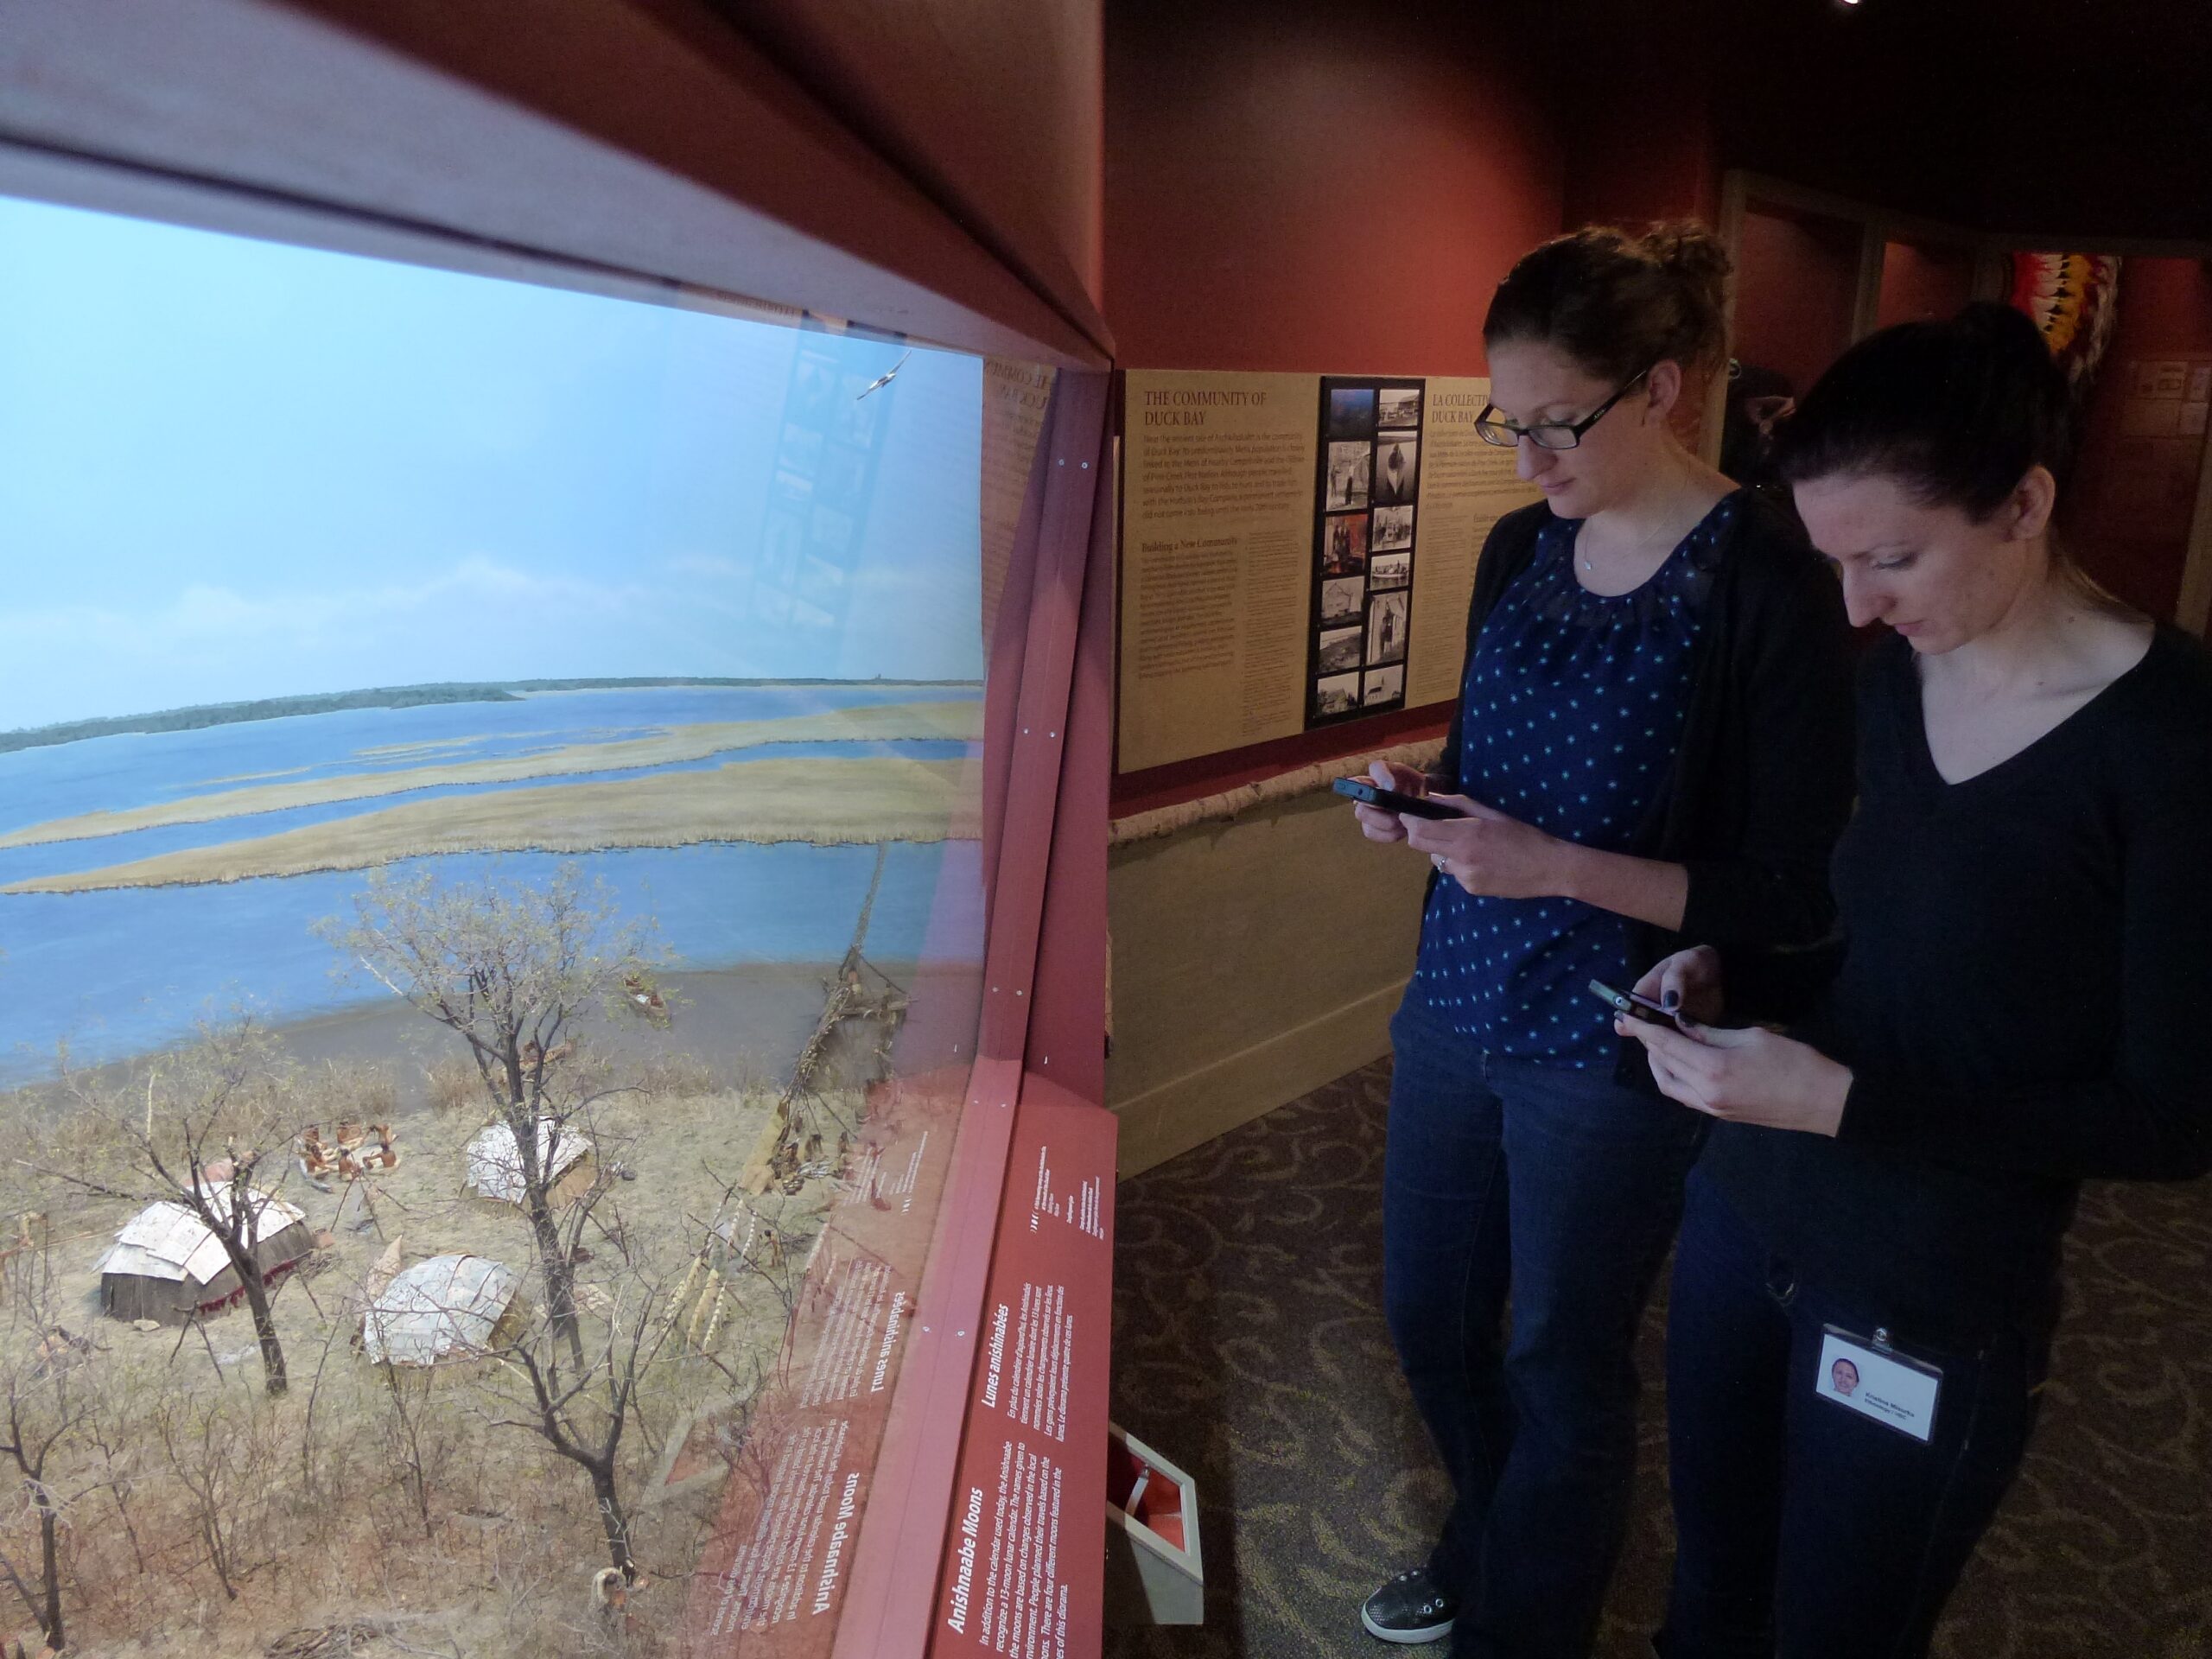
[1484,221,1732,385]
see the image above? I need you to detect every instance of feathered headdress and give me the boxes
[2007,251,2121,389]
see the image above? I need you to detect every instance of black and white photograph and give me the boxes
[1373,433,1420,505]
[1313,671,1362,719]
[1318,625,1364,674]
[800,555,848,609]
[1325,440,1372,511]
[1320,575,1365,626]
[760,510,804,584]
[1322,512,1369,575]
[1372,504,1414,550]
[793,353,838,421]
[1367,589,1409,665]
[1377,385,1422,428]
[833,375,881,447]
[1370,550,1412,590]
[1328,385,1377,438]
[780,424,825,474]
[822,444,868,499]
[1364,664,1405,704]
[810,504,855,557]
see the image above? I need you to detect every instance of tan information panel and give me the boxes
[1119,371,1318,772]
[1408,377,1541,708]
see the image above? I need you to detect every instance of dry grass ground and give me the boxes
[0,1044,871,1657]
[0,698,982,851]
[5,757,983,893]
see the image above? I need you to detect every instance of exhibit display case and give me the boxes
[0,9,1115,1655]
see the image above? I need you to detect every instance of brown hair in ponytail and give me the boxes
[1483,221,1732,385]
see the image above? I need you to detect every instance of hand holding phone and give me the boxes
[1588,978,1680,1027]
[1334,776,1468,820]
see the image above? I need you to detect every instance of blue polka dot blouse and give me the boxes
[1412,493,1734,1065]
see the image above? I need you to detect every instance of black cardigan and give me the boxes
[1428,491,1857,1087]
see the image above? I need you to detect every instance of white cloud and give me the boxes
[0,546,982,730]
[2,556,703,727]
[664,553,744,581]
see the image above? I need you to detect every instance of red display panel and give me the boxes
[930,1084,1117,1659]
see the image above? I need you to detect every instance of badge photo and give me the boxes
[1815,1326,1943,1443]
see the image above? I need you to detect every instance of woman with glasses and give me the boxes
[1348,224,1856,1656]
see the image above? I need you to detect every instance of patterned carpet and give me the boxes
[1104,1059,2212,1659]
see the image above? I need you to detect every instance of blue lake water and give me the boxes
[0,686,986,1083]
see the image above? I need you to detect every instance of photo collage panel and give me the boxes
[1307,378,1422,723]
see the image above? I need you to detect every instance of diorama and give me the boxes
[0,188,993,1656]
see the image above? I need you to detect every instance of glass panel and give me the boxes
[0,187,1003,1649]
[0,192,987,1077]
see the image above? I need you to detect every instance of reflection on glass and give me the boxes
[0,193,986,1078]
[0,188,988,1650]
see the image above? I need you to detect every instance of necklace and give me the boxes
[1578,515,1677,575]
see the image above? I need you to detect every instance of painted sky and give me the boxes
[0,193,985,731]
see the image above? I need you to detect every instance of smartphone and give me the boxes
[1332,776,1466,820]
[1588,978,1677,1026]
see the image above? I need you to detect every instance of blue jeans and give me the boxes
[1383,998,1702,1658]
[1655,1169,2049,1659]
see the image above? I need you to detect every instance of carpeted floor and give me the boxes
[1104,1059,2212,1659]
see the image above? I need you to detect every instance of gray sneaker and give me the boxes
[1360,1567,1458,1644]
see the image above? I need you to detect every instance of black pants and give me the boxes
[1384,1000,1700,1657]
[1655,1169,2050,1659]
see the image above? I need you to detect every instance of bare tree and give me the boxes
[0,1298,93,1651]
[149,1385,275,1603]
[485,1287,672,1581]
[320,864,663,1374]
[373,1357,436,1538]
[46,1020,305,1396]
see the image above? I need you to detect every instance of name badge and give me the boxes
[1815,1326,1942,1443]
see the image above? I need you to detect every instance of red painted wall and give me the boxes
[1556,2,1719,233]
[727,0,1109,336]
[2067,257,2212,620]
[1876,240,1981,330]
[1103,0,1561,374]
[1731,204,1862,400]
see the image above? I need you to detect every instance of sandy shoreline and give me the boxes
[0,697,982,849]
[5,756,983,893]
[10,958,983,1113]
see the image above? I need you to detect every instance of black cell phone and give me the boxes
[1588,978,1677,1025]
[1333,776,1466,820]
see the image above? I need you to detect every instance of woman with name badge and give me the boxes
[1619,304,2212,1657]
[1345,224,1855,1656]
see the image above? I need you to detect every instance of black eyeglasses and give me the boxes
[1474,367,1652,450]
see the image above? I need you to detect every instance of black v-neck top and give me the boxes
[1701,624,2212,1348]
